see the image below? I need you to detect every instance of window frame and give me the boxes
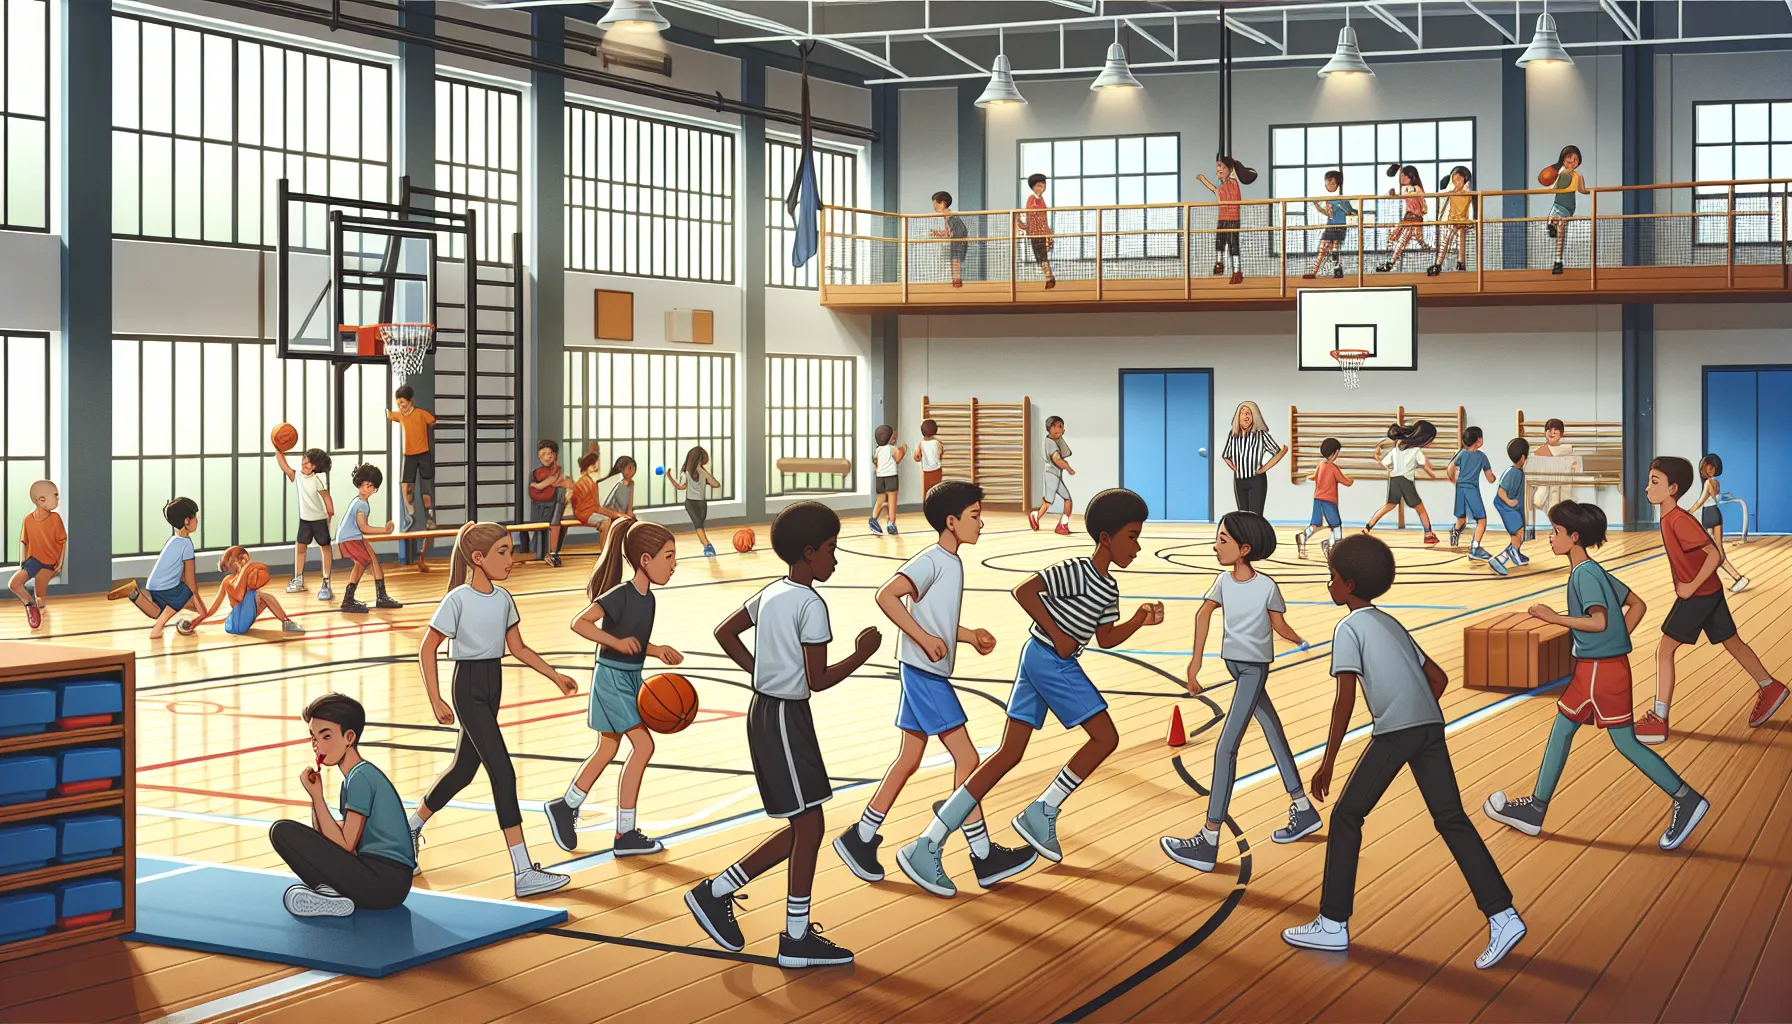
[436,75,523,265]
[1268,116,1477,256]
[561,346,737,512]
[765,354,858,497]
[1691,99,1791,246]
[1014,131,1182,262]
[765,136,860,289]
[0,0,51,232]
[0,332,56,567]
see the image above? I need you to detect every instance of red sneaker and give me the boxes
[1749,680,1789,728]
[1229,271,1244,285]
[1423,533,1440,545]
[1634,709,1669,745]
[1028,510,1041,532]
[1054,522,1072,536]
[24,603,41,630]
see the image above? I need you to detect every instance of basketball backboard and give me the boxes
[1296,286,1418,371]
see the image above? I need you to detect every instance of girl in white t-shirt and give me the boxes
[869,424,907,536]
[1363,420,1442,544]
[913,418,945,494]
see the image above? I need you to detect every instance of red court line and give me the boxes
[141,783,311,808]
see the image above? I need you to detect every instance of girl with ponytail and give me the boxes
[1378,163,1430,273]
[544,517,684,857]
[1197,155,1259,285]
[1363,420,1443,543]
[669,445,722,556]
[1541,144,1589,275]
[1429,165,1476,276]
[410,522,578,899]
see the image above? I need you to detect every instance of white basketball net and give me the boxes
[380,323,433,384]
[1333,350,1368,390]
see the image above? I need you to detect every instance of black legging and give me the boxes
[422,658,522,829]
[1234,473,1268,514]
[270,819,412,909]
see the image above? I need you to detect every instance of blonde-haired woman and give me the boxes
[408,522,578,899]
[1222,401,1286,515]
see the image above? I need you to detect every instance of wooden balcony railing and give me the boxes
[817,178,1792,310]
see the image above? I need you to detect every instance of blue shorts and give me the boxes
[1006,637,1108,730]
[896,663,969,736]
[20,557,48,577]
[1497,502,1526,536]
[225,590,259,634]
[147,582,193,613]
[1550,202,1574,220]
[1454,488,1486,520]
[1310,499,1341,528]
[588,657,644,734]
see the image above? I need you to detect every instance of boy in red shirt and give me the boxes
[1295,438,1352,560]
[1637,456,1785,744]
[9,480,66,630]
[1017,173,1056,290]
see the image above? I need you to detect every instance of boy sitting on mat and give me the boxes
[271,693,414,918]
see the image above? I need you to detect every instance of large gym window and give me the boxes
[562,347,735,511]
[110,336,390,557]
[1270,118,1475,253]
[112,13,391,248]
[765,138,858,289]
[0,332,55,567]
[766,354,857,496]
[0,0,49,232]
[437,77,521,263]
[566,103,736,283]
[1693,100,1791,244]
[1016,134,1180,260]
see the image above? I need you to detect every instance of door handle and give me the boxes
[1198,447,1209,458]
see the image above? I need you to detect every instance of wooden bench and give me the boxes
[1464,612,1572,690]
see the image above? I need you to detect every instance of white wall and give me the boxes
[766,67,872,144]
[1654,303,1792,480]
[898,304,1626,526]
[0,231,61,332]
[899,87,958,213]
[1526,55,1621,191]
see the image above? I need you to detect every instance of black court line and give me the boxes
[540,925,782,967]
[360,740,879,784]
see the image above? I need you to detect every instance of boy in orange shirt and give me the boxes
[10,480,66,630]
[387,386,437,530]
[1295,438,1352,560]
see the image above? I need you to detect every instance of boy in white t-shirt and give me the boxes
[1362,420,1441,545]
[914,418,946,494]
[869,424,907,536]
[276,446,335,601]
[108,497,203,640]
[835,481,1037,891]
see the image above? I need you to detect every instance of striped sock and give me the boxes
[963,819,991,858]
[786,894,811,939]
[711,863,749,897]
[1041,766,1083,810]
[857,806,885,843]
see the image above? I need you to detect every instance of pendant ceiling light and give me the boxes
[1091,21,1143,91]
[1516,9,1574,66]
[1318,8,1374,77]
[976,29,1027,107]
[598,0,670,32]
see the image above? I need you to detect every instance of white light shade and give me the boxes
[1317,25,1374,77]
[598,0,670,32]
[975,53,1027,107]
[1090,42,1143,91]
[1516,13,1573,66]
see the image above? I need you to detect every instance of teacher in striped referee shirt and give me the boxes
[1222,401,1285,516]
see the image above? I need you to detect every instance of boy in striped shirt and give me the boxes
[898,488,1165,897]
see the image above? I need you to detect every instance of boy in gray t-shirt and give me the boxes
[1030,416,1076,535]
[1283,534,1526,971]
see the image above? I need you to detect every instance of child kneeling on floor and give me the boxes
[271,693,415,918]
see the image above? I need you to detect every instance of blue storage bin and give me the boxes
[0,823,57,874]
[0,754,55,805]
[54,877,123,921]
[56,814,123,863]
[58,747,123,788]
[0,687,55,738]
[55,680,123,728]
[0,890,54,943]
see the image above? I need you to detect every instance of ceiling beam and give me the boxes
[922,34,988,74]
[1224,12,1285,53]
[656,0,908,76]
[1365,3,1421,46]
[1124,19,1177,60]
[1599,0,1641,39]
[1459,0,1517,42]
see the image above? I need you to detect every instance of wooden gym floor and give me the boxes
[3,513,1791,1023]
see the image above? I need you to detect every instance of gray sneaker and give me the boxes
[1275,803,1324,843]
[895,835,956,898]
[1012,800,1063,863]
[282,619,306,634]
[283,883,354,918]
[1660,788,1709,851]
[410,824,425,875]
[285,576,306,593]
[1160,832,1219,871]
[317,581,334,602]
[514,863,571,898]
[1484,792,1546,836]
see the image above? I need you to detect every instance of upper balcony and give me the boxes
[817,179,1792,313]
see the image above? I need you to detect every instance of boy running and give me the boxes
[1030,416,1075,535]
[1492,438,1530,570]
[898,489,1165,896]
[1295,437,1351,559]
[1448,426,1505,573]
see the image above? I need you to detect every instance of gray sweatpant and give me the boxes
[1206,659,1304,825]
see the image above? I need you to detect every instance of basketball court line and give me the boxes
[141,970,342,1024]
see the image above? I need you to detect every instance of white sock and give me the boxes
[1041,766,1083,810]
[1758,678,1774,689]
[408,812,425,832]
[786,894,811,939]
[1201,826,1220,845]
[617,807,636,833]
[1654,700,1670,719]
[1330,527,1343,544]
[963,818,991,858]
[1293,795,1312,812]
[508,842,532,874]
[563,781,587,809]
[1058,512,1071,526]
[857,806,885,843]
[1301,526,1314,542]
[711,863,748,897]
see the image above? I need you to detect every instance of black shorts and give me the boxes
[1662,591,1738,646]
[875,475,899,495]
[1215,219,1240,255]
[949,241,968,262]
[685,499,709,530]
[402,450,435,484]
[1700,506,1723,530]
[1030,237,1053,264]
[1386,477,1422,508]
[296,518,331,545]
[747,694,832,818]
[1321,226,1347,243]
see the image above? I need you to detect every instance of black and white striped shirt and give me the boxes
[1030,557,1122,656]
[1222,430,1282,478]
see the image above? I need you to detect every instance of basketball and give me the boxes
[732,527,755,553]
[270,422,299,453]
[241,562,271,592]
[1537,165,1558,187]
[637,673,699,733]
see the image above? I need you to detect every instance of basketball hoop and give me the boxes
[1330,348,1371,390]
[346,322,434,384]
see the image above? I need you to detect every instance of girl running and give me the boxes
[1690,453,1749,592]
[669,446,722,556]
[1363,420,1442,544]
[1429,165,1476,276]
[1542,145,1590,275]
[1378,163,1430,273]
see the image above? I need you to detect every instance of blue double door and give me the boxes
[1705,367,1792,534]
[1121,370,1212,522]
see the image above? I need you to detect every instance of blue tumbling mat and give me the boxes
[128,857,567,977]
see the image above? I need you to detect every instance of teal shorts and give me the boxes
[587,657,645,734]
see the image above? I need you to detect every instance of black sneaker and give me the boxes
[1376,262,1392,273]
[1660,787,1709,851]
[1483,791,1546,836]
[1455,261,1466,271]
[544,797,579,852]
[832,826,884,882]
[1547,223,1558,239]
[1552,261,1564,275]
[1274,803,1324,843]
[1332,266,1345,279]
[972,842,1038,888]
[1426,263,1441,277]
[375,593,404,609]
[686,880,746,952]
[340,597,369,614]
[613,828,664,856]
[778,923,853,968]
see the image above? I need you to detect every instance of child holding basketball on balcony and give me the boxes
[1363,420,1441,544]
[669,445,722,556]
[1448,426,1505,573]
[335,464,403,613]
[1197,156,1257,285]
[1493,438,1530,570]
[181,545,304,636]
[1542,145,1589,275]
[276,446,335,601]
[1689,453,1748,592]
[544,517,683,857]
[1295,437,1352,560]
[1303,169,1353,280]
[692,502,882,968]
[1429,165,1476,276]
[387,386,437,530]
[1377,163,1430,273]
[869,424,906,535]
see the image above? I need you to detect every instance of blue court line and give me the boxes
[1132,595,1466,610]
[1111,644,1323,660]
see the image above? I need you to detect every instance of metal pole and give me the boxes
[465,207,479,526]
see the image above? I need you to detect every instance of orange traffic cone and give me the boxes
[1167,705,1187,748]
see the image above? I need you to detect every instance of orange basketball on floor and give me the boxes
[1537,165,1559,187]
[241,562,271,592]
[638,673,699,733]
[732,528,755,553]
[270,422,299,453]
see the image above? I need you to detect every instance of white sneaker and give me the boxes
[515,864,571,898]
[1282,914,1349,952]
[283,883,354,918]
[317,582,334,602]
[1732,576,1750,593]
[1476,909,1526,969]
[285,576,306,593]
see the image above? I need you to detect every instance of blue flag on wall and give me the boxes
[785,44,820,268]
